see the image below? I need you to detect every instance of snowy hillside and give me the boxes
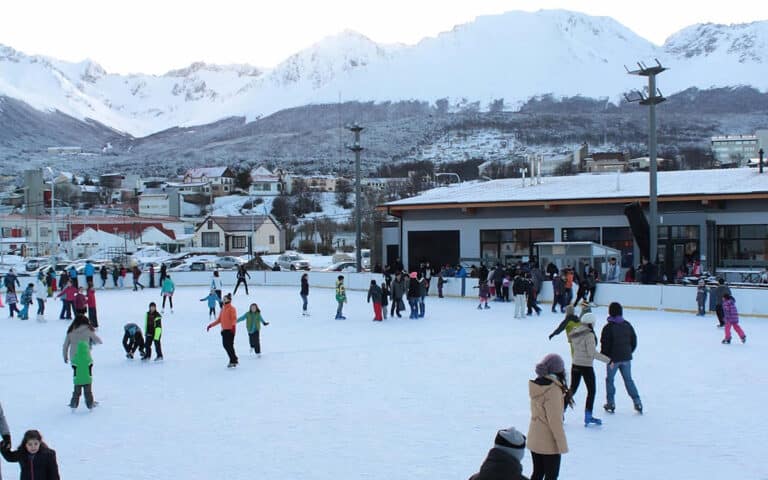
[1,10,767,136]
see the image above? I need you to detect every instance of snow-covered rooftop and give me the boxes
[385,168,768,208]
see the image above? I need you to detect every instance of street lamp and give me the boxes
[45,167,56,264]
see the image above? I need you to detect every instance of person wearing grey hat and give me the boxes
[468,427,529,480]
[528,354,572,480]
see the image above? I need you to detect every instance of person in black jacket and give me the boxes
[141,302,163,361]
[406,272,420,319]
[600,302,642,414]
[367,279,384,321]
[1,429,60,480]
[233,265,251,295]
[300,273,309,316]
[468,427,529,480]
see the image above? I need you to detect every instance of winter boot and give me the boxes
[484,304,491,309]
[721,338,731,344]
[741,335,747,344]
[477,304,482,310]
[585,410,602,426]
[603,403,615,414]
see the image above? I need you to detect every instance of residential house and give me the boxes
[139,188,181,218]
[249,167,283,196]
[194,215,284,254]
[184,167,236,197]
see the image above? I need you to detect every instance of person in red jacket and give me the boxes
[86,285,98,328]
[207,293,239,367]
[57,282,77,320]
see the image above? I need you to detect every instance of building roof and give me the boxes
[383,167,768,211]
[197,215,280,233]
[250,166,279,182]
[185,167,233,178]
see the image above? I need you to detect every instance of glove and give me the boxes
[548,334,554,340]
[206,325,212,331]
[2,434,11,448]
[264,322,269,326]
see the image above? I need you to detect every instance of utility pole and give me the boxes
[346,123,364,272]
[759,148,764,174]
[625,59,667,266]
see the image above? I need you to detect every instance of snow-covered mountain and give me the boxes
[1,10,767,137]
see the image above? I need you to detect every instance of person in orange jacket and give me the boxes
[206,293,239,368]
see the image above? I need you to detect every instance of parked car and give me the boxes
[322,261,362,273]
[190,261,218,272]
[215,256,246,270]
[276,254,311,271]
[25,257,50,272]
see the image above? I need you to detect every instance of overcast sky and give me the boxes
[2,0,766,75]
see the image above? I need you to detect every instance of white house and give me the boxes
[194,215,284,254]
[184,167,236,197]
[249,167,282,196]
[138,188,181,217]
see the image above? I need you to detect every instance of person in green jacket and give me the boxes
[69,341,97,409]
[141,302,163,361]
[335,276,347,320]
[237,303,269,357]
[160,275,175,313]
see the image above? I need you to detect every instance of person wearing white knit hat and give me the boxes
[468,427,528,480]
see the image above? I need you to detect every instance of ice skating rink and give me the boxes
[0,285,765,479]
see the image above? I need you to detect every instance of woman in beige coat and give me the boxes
[567,311,611,426]
[528,353,572,480]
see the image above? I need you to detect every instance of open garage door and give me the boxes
[408,230,460,272]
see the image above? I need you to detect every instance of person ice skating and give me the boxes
[18,284,34,320]
[477,281,491,310]
[159,263,167,286]
[207,293,239,367]
[3,268,20,293]
[380,281,389,320]
[335,276,347,320]
[148,264,156,289]
[237,303,269,356]
[696,279,708,316]
[141,302,163,361]
[211,270,224,307]
[512,274,527,319]
[713,278,731,327]
[548,305,580,341]
[63,315,102,364]
[34,273,46,322]
[367,279,383,321]
[1,430,60,480]
[201,289,218,319]
[132,265,144,291]
[112,265,120,288]
[99,264,108,289]
[551,274,564,313]
[86,284,98,328]
[300,273,309,316]
[600,302,642,414]
[69,340,97,410]
[468,427,528,480]
[406,272,419,319]
[56,281,76,320]
[0,401,10,480]
[67,265,78,289]
[605,257,620,283]
[72,287,87,315]
[721,294,746,344]
[391,272,405,318]
[84,260,95,287]
[122,323,145,359]
[233,265,250,295]
[6,290,19,319]
[437,271,445,298]
[417,273,428,317]
[567,308,611,426]
[528,354,572,480]
[160,275,175,313]
[526,273,542,316]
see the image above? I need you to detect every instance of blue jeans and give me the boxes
[418,296,425,317]
[301,294,308,311]
[606,361,641,406]
[336,300,344,318]
[408,298,418,318]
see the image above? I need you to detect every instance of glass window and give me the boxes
[479,229,554,264]
[232,236,247,249]
[269,235,275,245]
[201,232,219,248]
[717,224,768,267]
[480,231,499,242]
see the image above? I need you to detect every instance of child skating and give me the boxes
[721,294,746,344]
[18,283,34,320]
[335,276,347,320]
[696,279,707,316]
[161,274,175,313]
[367,279,383,321]
[1,430,60,479]
[237,303,269,357]
[69,340,98,410]
[477,281,490,309]
[141,302,163,361]
[200,289,218,319]
[122,323,145,359]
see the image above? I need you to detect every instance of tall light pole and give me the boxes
[625,59,667,266]
[346,123,364,272]
[46,167,56,263]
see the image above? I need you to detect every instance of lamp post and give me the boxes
[45,167,56,264]
[345,123,364,272]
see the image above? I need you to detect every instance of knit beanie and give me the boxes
[494,427,526,462]
[535,353,565,377]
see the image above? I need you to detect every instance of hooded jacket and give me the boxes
[1,444,60,480]
[527,377,569,455]
[63,324,102,362]
[568,323,611,367]
[600,316,637,362]
[72,341,93,385]
[468,447,528,480]
[722,297,739,324]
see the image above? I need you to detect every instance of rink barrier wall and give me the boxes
[76,272,768,318]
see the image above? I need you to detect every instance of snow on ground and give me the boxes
[0,286,765,480]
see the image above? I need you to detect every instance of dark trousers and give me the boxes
[527,292,541,314]
[162,296,173,309]
[390,298,402,317]
[208,306,216,316]
[716,304,725,326]
[88,307,98,328]
[215,289,223,307]
[570,365,597,412]
[573,285,588,305]
[85,276,93,287]
[59,300,72,319]
[502,286,510,302]
[233,279,249,295]
[70,383,95,409]
[531,452,561,480]
[300,294,308,311]
[144,335,163,359]
[37,298,45,315]
[249,330,261,354]
[149,274,155,289]
[222,329,238,364]
[123,334,145,355]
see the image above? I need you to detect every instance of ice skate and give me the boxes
[603,403,615,414]
[585,410,602,426]
[741,335,746,344]
[721,338,731,344]
[634,403,643,414]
